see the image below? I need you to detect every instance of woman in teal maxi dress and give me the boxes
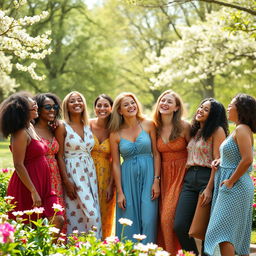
[109,92,160,244]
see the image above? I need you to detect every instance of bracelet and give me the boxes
[154,176,160,180]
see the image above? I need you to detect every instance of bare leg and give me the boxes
[219,242,235,256]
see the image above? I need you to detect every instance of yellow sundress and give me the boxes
[91,135,115,239]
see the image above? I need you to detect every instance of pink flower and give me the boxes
[253,203,256,208]
[1,168,8,173]
[0,223,15,243]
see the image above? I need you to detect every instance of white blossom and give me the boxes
[118,218,133,226]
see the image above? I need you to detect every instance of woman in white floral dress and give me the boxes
[56,91,102,237]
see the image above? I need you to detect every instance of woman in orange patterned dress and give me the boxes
[153,90,190,255]
[90,94,115,239]
[34,93,67,234]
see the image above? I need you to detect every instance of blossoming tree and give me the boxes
[145,9,256,99]
[0,0,51,99]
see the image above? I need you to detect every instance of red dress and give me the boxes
[42,137,67,233]
[7,138,59,221]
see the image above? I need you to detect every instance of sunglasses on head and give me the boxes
[43,104,59,111]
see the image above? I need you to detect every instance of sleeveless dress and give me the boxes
[7,139,59,221]
[63,122,102,238]
[116,128,158,244]
[157,137,188,255]
[42,137,67,233]
[205,135,254,256]
[91,136,115,239]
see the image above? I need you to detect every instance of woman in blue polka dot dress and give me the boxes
[205,94,256,256]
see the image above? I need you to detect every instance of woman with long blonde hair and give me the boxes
[152,90,190,255]
[55,91,101,237]
[109,92,160,243]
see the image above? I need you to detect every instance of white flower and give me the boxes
[49,227,60,234]
[155,251,170,256]
[118,218,133,226]
[146,242,158,250]
[12,211,24,217]
[33,207,44,214]
[24,209,35,215]
[52,203,64,212]
[105,236,119,243]
[133,234,147,241]
[134,243,149,252]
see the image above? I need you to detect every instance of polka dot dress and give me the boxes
[205,135,254,256]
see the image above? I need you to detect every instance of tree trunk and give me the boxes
[202,74,214,98]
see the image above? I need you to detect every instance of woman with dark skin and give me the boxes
[0,92,64,236]
[205,94,256,256]
[174,98,228,256]
[34,93,67,234]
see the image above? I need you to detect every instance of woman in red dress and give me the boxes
[34,93,67,234]
[0,92,63,233]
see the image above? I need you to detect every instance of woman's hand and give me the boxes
[211,159,220,171]
[117,192,126,210]
[200,188,212,206]
[106,183,114,202]
[31,190,42,208]
[64,179,78,200]
[151,180,160,200]
[221,179,234,189]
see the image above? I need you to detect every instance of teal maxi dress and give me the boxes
[205,135,254,256]
[116,128,158,244]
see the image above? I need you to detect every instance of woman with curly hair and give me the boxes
[205,94,256,256]
[174,98,228,256]
[109,92,160,243]
[34,93,67,234]
[152,90,190,255]
[0,92,63,233]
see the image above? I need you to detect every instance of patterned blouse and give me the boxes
[186,132,213,168]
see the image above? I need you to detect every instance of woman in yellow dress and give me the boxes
[90,94,115,239]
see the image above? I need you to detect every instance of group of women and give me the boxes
[0,89,255,256]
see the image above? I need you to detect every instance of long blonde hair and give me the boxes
[109,92,144,132]
[62,91,89,125]
[152,90,184,140]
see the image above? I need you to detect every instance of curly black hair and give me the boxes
[191,98,229,141]
[33,93,61,124]
[234,94,256,133]
[0,92,33,138]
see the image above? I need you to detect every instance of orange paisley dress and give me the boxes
[157,136,188,255]
[91,136,115,239]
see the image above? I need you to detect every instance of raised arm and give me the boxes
[109,132,126,210]
[55,122,77,200]
[12,129,41,207]
[224,124,253,188]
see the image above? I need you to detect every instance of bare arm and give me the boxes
[182,120,191,143]
[55,122,77,200]
[12,129,41,207]
[202,126,226,205]
[110,132,126,209]
[224,125,253,188]
[147,120,161,200]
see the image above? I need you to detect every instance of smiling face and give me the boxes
[67,93,84,115]
[119,96,137,118]
[94,97,112,119]
[227,98,238,123]
[158,93,179,115]
[39,97,59,122]
[28,97,38,120]
[195,100,211,124]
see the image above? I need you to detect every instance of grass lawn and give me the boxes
[0,140,13,169]
[252,230,256,244]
